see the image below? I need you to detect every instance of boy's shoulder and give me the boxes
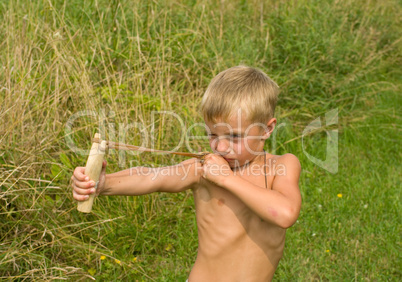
[269,153,301,181]
[267,153,301,169]
[275,153,300,165]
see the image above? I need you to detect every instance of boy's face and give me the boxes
[205,113,275,168]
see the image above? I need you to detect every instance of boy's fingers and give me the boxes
[73,179,96,189]
[73,167,88,181]
[73,190,90,201]
[101,160,107,174]
[74,186,95,195]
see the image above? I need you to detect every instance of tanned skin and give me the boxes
[72,114,301,281]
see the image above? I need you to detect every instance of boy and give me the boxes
[71,66,301,281]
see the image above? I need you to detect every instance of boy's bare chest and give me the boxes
[193,172,274,220]
[192,175,286,261]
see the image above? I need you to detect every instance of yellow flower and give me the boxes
[88,268,96,276]
[326,249,330,253]
[165,243,173,251]
[100,255,106,260]
[132,257,138,262]
[115,259,121,264]
[337,194,342,198]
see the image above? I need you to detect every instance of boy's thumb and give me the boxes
[101,160,107,172]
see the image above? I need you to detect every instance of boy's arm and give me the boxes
[203,153,301,229]
[101,158,202,196]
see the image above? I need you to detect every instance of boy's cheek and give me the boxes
[244,138,261,153]
[233,142,246,155]
[208,139,216,151]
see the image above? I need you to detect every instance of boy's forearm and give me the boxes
[100,160,199,196]
[107,168,132,177]
[221,175,299,229]
[101,167,159,196]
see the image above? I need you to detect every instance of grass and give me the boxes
[0,0,401,280]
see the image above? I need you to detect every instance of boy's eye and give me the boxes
[228,134,242,139]
[208,134,242,139]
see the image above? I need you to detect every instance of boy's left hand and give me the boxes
[201,154,233,186]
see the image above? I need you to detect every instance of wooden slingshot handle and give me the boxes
[77,133,107,213]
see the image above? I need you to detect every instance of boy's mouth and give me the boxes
[223,157,235,162]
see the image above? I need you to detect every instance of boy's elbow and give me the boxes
[277,206,299,229]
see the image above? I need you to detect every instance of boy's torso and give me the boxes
[189,154,286,282]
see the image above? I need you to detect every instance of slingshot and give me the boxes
[76,133,209,213]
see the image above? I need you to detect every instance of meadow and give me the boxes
[0,0,401,280]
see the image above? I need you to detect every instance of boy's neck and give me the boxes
[231,150,266,172]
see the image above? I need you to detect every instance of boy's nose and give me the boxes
[213,137,231,155]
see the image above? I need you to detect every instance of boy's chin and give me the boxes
[228,159,247,169]
[226,160,238,169]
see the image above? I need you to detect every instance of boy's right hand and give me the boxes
[71,160,107,201]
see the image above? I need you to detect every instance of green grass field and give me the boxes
[0,0,401,280]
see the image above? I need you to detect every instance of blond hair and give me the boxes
[201,66,279,124]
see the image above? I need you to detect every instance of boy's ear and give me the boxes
[262,118,277,140]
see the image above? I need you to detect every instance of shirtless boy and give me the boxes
[72,66,301,281]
